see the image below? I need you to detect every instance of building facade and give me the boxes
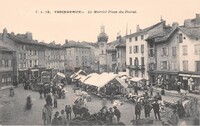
[0,29,67,83]
[0,46,17,87]
[63,40,92,73]
[146,14,200,92]
[126,21,165,80]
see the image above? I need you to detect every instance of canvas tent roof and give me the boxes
[95,73,118,88]
[83,72,118,88]
[70,69,86,78]
[115,77,128,88]
[83,73,101,86]
[74,74,86,80]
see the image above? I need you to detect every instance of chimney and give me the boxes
[26,32,32,40]
[11,32,14,35]
[65,39,68,44]
[2,28,7,41]
[196,13,200,25]
[172,22,179,28]
[136,25,140,32]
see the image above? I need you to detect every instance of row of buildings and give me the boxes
[126,14,200,92]
[0,14,199,92]
[0,30,67,87]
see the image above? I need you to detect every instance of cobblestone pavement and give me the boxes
[0,85,198,125]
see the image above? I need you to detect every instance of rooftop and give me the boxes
[126,21,165,38]
[62,40,91,48]
[179,26,200,39]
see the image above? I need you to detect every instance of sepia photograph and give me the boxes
[0,0,200,125]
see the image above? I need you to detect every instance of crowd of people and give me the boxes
[41,93,73,125]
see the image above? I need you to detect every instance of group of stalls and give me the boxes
[72,71,128,98]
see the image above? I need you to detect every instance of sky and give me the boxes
[0,0,200,44]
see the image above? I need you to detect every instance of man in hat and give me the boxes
[113,106,121,123]
[152,100,161,120]
[135,101,142,120]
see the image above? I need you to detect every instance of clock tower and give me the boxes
[97,26,108,72]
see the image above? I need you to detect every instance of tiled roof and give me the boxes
[126,21,165,38]
[8,34,46,46]
[108,36,126,46]
[62,40,91,48]
[179,27,200,39]
[147,26,200,43]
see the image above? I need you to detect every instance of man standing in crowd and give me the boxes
[113,106,121,123]
[135,101,142,120]
[152,100,161,120]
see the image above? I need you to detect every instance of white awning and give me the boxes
[31,69,38,72]
[179,74,191,77]
[191,74,200,78]
[130,77,145,82]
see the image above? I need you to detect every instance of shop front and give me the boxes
[179,72,200,94]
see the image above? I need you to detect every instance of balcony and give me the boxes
[127,65,145,70]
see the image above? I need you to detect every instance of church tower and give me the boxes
[97,26,108,72]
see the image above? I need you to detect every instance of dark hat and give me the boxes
[113,106,117,109]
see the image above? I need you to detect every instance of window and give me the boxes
[22,45,25,50]
[34,50,37,55]
[135,37,138,41]
[141,45,144,53]
[134,46,139,53]
[129,37,132,42]
[19,53,22,59]
[171,61,177,70]
[196,61,200,72]
[129,58,132,65]
[161,61,167,70]
[149,49,154,57]
[118,52,119,58]
[162,47,168,56]
[183,60,188,71]
[182,45,188,55]
[150,43,154,48]
[112,54,116,61]
[179,34,183,43]
[34,60,38,66]
[142,71,145,78]
[134,57,139,66]
[30,60,32,67]
[172,47,176,56]
[24,53,26,59]
[194,44,200,55]
[149,63,154,71]
[29,50,32,55]
[141,57,144,66]
[129,46,132,54]
[8,60,11,67]
[141,35,144,40]
[135,71,138,77]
